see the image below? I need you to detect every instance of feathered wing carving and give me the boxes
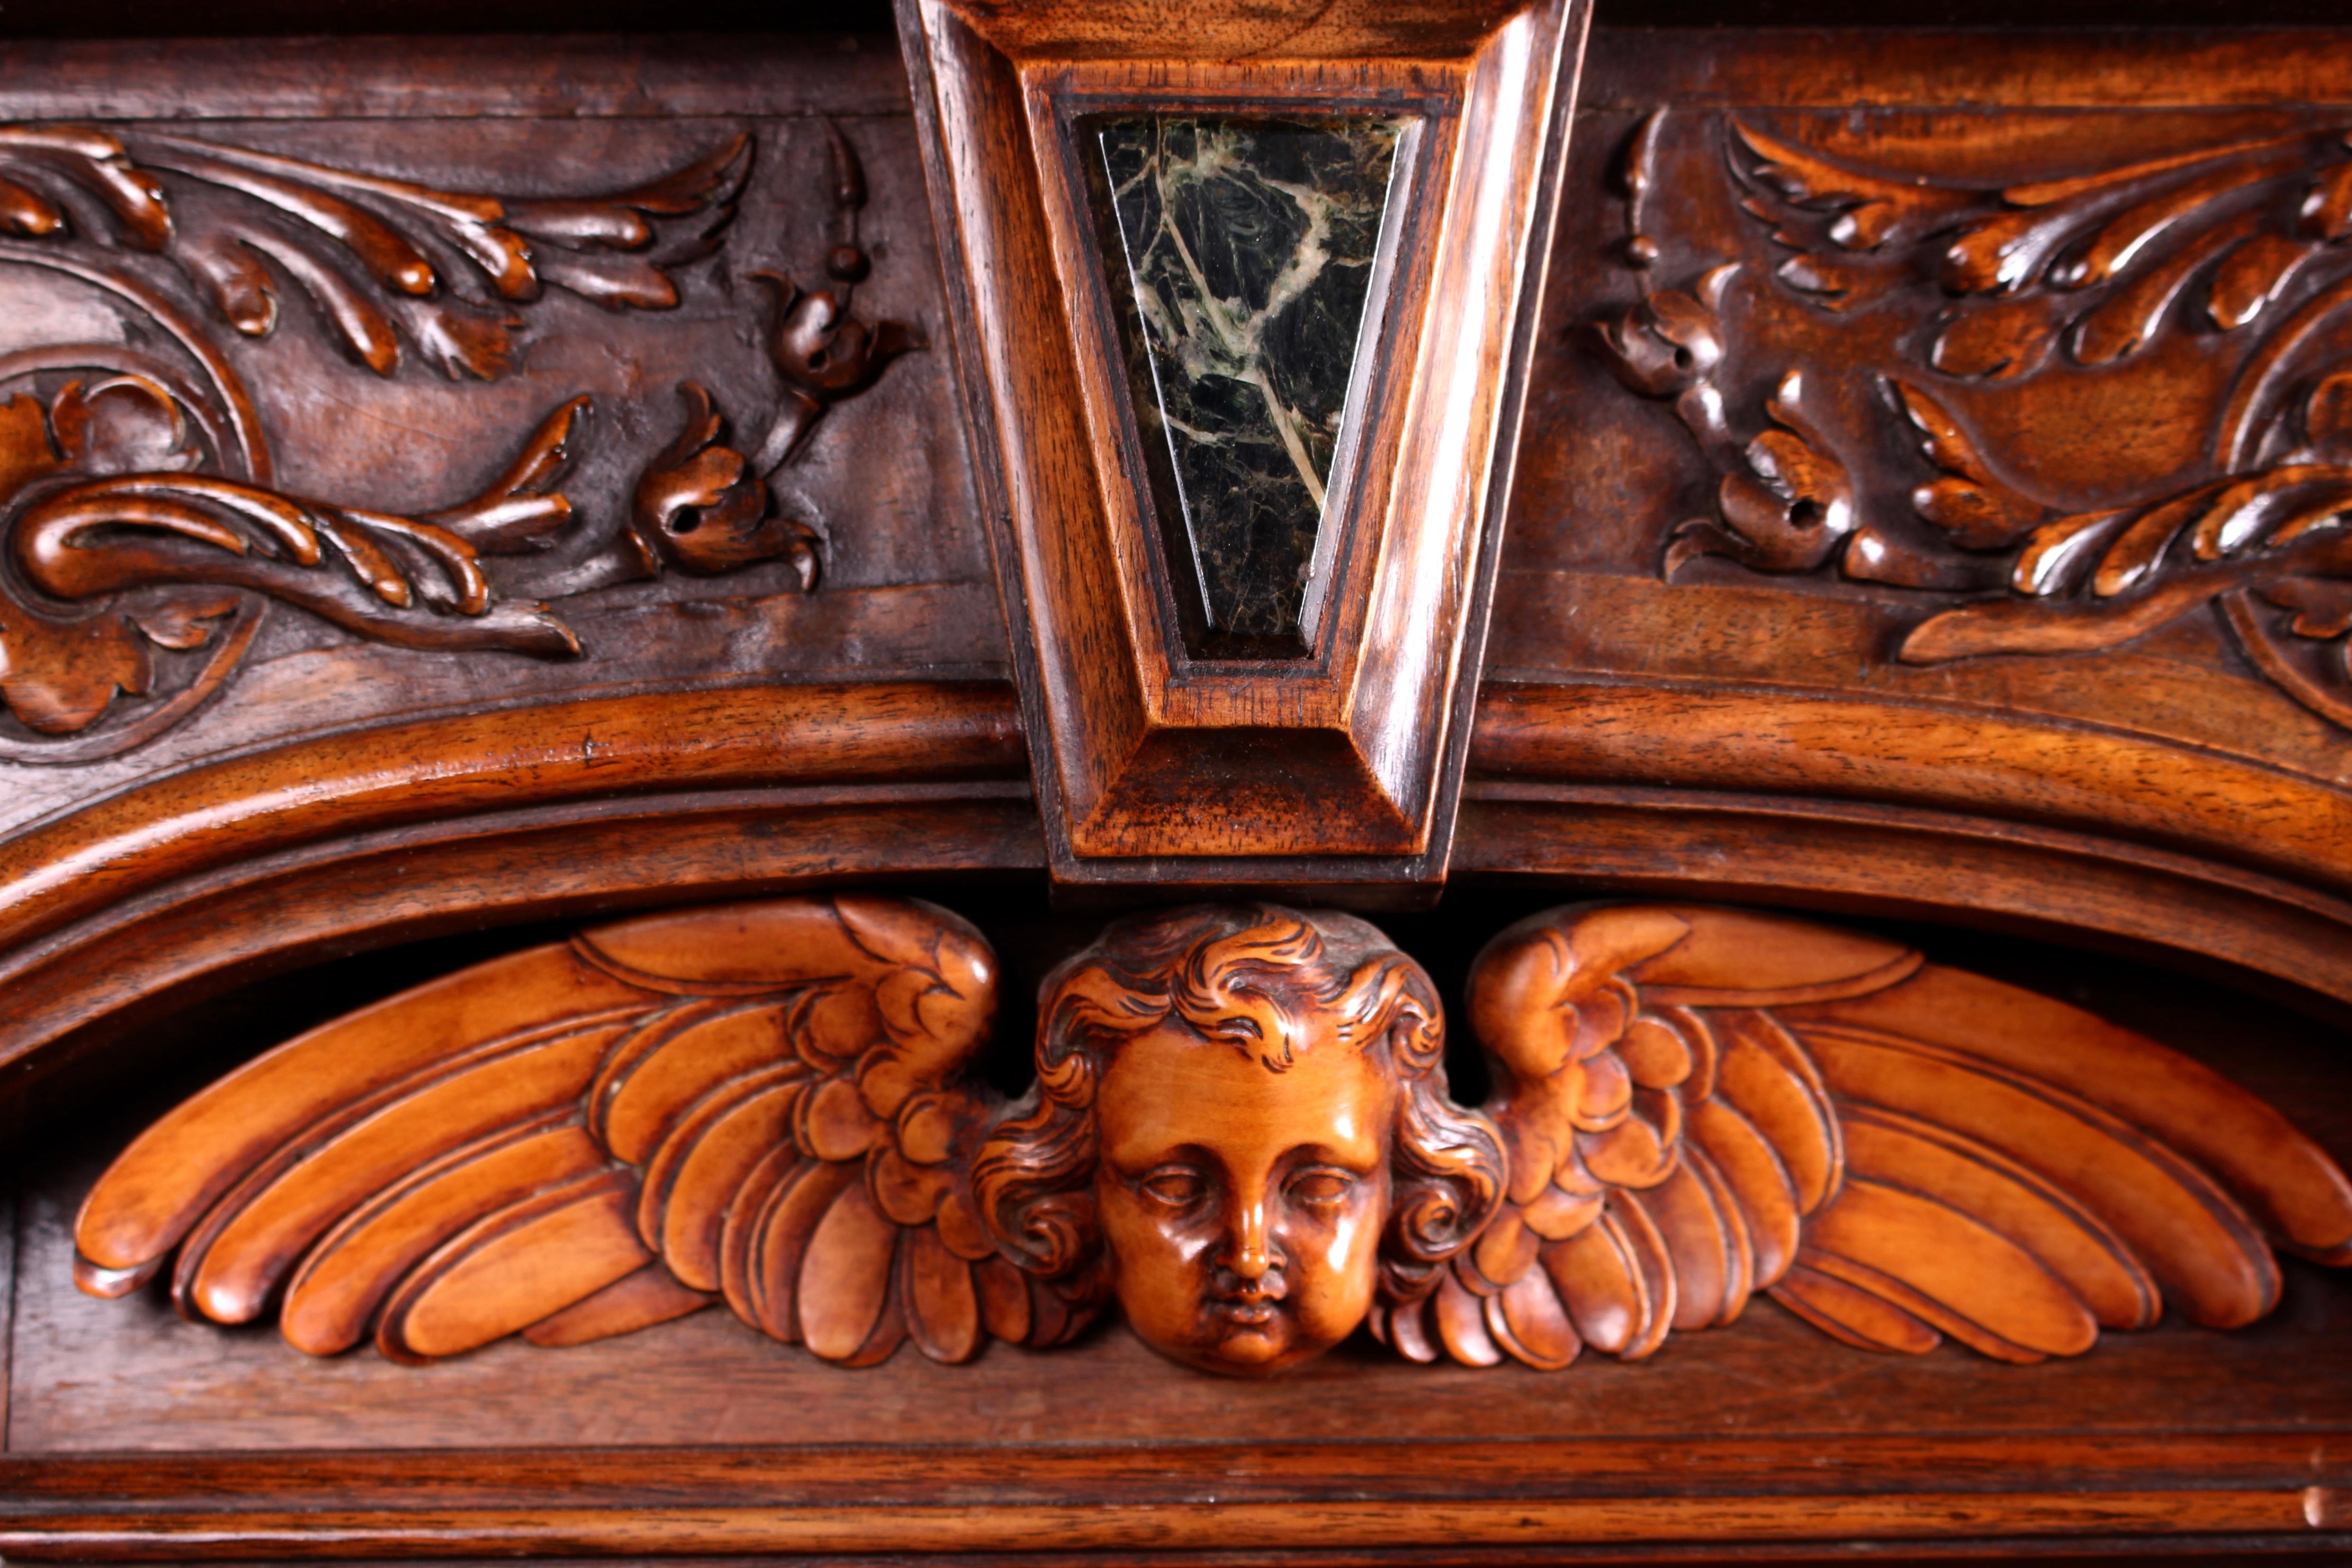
[1423,903,2352,1370]
[72,895,1045,1365]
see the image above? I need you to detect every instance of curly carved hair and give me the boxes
[973,904,1505,1343]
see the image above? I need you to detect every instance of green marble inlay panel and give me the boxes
[1090,114,1407,658]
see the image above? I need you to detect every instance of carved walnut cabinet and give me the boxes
[0,3,2348,1562]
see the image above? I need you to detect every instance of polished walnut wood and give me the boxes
[1,32,2352,1084]
[0,122,903,737]
[72,893,2352,1385]
[3,19,2352,1565]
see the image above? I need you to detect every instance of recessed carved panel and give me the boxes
[0,114,929,763]
[1587,108,2352,731]
[73,894,2352,1377]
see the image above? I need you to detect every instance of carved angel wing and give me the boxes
[1415,903,2352,1369]
[73,895,1045,1365]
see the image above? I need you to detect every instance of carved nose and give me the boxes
[1223,1198,1273,1280]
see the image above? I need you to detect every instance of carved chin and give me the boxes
[1155,1301,1346,1376]
[1207,1309,1295,1367]
[1165,1324,1304,1376]
[1113,1290,1314,1375]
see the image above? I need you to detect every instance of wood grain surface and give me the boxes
[2,22,2352,1563]
[902,0,1586,881]
[6,28,2352,1068]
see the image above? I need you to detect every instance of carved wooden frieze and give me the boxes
[0,119,922,761]
[1587,108,2352,731]
[74,894,2352,1375]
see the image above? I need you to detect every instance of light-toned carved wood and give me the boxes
[73,893,2352,1379]
[74,894,1039,1366]
[1425,903,2352,1369]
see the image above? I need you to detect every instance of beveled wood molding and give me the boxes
[0,681,1029,1079]
[0,1446,2342,1563]
[22,675,2352,1094]
[900,0,1589,888]
[0,681,1025,961]
[74,893,2352,1375]
[1473,681,2352,901]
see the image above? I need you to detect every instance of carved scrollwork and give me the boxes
[70,897,2352,1378]
[0,119,920,756]
[0,123,748,380]
[0,376,586,746]
[1592,111,2352,730]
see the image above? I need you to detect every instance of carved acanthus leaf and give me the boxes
[1592,113,2352,727]
[0,125,751,380]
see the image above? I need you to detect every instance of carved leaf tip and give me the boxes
[630,381,820,586]
[426,396,592,554]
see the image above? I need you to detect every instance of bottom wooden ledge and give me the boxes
[1,1437,2344,1561]
[0,1489,2341,1561]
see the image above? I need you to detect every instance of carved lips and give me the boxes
[72,895,2352,1377]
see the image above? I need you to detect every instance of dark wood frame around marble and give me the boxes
[898,0,1589,890]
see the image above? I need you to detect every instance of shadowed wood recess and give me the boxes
[899,0,1588,887]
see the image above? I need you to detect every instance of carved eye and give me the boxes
[1287,1169,1355,1209]
[1140,1167,1208,1207]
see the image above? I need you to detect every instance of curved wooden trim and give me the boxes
[0,681,1027,959]
[11,672,2352,1072]
[1459,786,2352,1014]
[0,787,1044,1081]
[1473,679,2352,901]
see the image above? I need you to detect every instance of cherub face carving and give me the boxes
[975,904,1506,1377]
[1093,1018,1397,1373]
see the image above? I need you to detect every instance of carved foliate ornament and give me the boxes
[75,896,2352,1376]
[1592,111,2352,732]
[0,119,918,757]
